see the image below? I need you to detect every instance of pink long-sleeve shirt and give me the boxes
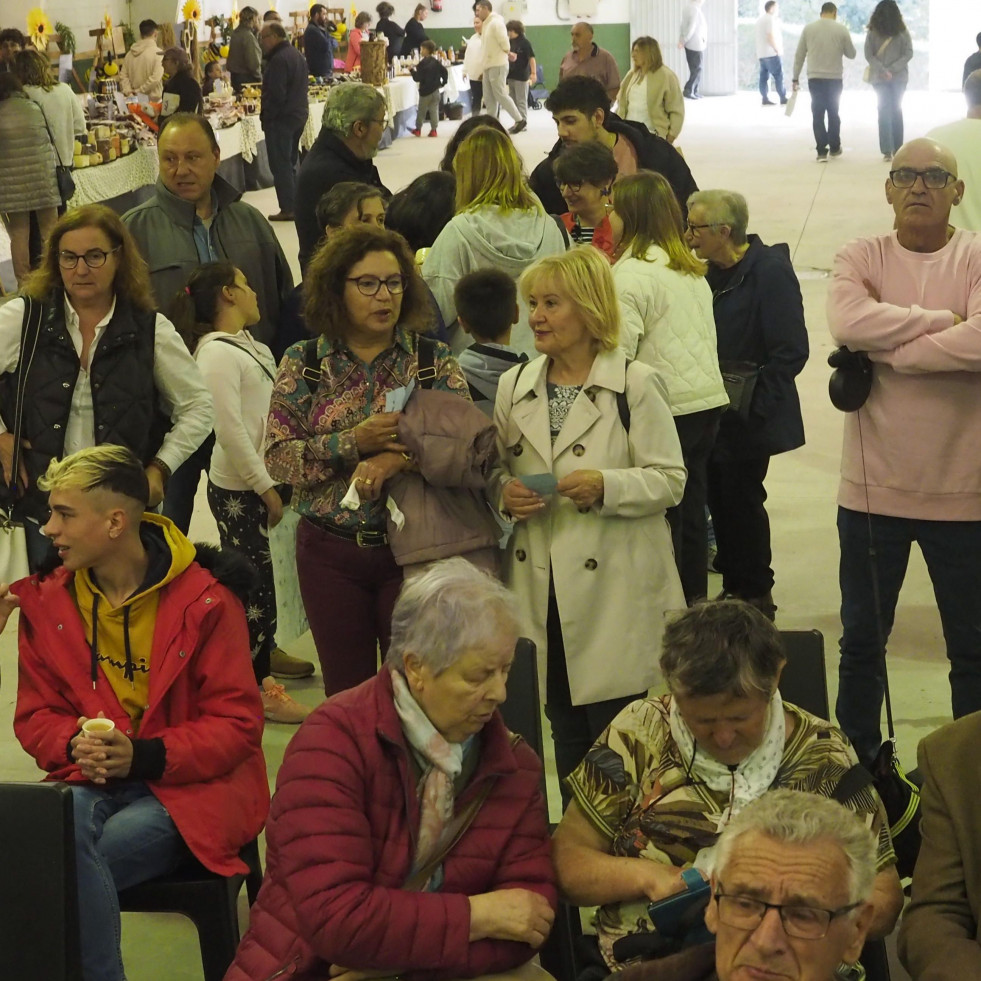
[828,228,981,520]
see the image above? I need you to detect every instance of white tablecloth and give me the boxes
[301,100,327,151]
[69,146,159,208]
[447,64,469,101]
[384,76,419,116]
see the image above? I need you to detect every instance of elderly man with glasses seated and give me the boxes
[827,138,981,769]
[294,83,392,272]
[616,789,880,981]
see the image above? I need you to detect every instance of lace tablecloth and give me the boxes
[68,146,160,208]
[300,100,327,152]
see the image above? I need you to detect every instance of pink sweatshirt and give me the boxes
[828,229,981,520]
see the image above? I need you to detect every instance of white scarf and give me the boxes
[669,689,786,832]
[391,669,464,879]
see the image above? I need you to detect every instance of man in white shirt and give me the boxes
[474,0,524,131]
[756,1,787,106]
[678,0,708,99]
[927,70,981,231]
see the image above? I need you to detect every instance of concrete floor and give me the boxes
[0,86,970,979]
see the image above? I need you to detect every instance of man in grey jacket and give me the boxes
[793,2,856,160]
[122,112,293,534]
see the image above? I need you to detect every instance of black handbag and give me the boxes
[38,110,76,205]
[719,360,759,421]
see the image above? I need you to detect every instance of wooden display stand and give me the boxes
[360,39,387,85]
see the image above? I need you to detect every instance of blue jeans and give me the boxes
[759,55,786,101]
[873,79,906,156]
[263,120,304,214]
[836,507,981,765]
[72,782,188,981]
[808,77,843,153]
[684,48,703,96]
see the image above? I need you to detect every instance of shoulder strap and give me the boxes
[617,360,633,434]
[550,212,572,249]
[417,334,437,389]
[402,732,522,893]
[9,297,44,497]
[301,336,322,386]
[208,336,275,380]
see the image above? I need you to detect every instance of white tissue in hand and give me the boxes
[340,483,362,510]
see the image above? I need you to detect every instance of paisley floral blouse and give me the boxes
[264,327,469,530]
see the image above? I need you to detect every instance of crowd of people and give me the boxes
[3,4,981,981]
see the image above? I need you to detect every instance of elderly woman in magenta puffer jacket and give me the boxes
[0,73,60,286]
[224,559,557,981]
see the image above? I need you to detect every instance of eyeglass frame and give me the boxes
[686,221,722,234]
[713,887,862,940]
[57,246,123,269]
[888,167,956,190]
[346,274,408,296]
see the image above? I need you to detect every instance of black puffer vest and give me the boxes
[10,293,162,519]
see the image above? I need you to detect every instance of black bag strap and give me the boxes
[550,212,572,249]
[5,297,44,504]
[417,334,437,389]
[208,336,276,380]
[830,764,875,806]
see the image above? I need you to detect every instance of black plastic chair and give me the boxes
[778,628,831,720]
[117,837,263,981]
[0,782,81,981]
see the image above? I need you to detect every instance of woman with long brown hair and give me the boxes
[0,204,211,568]
[610,170,728,604]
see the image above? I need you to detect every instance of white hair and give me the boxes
[385,558,522,676]
[714,789,878,905]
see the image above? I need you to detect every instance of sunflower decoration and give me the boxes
[103,11,113,38]
[230,0,239,28]
[26,8,54,50]
[182,0,202,25]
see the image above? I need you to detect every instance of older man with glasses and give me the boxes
[294,82,392,272]
[828,137,981,768]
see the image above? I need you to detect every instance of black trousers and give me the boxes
[666,407,722,604]
[706,455,773,599]
[544,589,644,808]
[206,482,277,683]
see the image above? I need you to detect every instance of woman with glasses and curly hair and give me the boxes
[423,125,567,356]
[265,225,488,696]
[0,204,212,569]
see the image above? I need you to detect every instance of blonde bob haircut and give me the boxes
[519,247,619,352]
[453,126,541,215]
[38,445,150,507]
[631,36,664,74]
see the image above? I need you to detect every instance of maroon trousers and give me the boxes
[296,518,403,696]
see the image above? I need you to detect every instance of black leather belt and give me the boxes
[305,516,389,547]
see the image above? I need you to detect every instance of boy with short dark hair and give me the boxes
[454,269,527,415]
[411,39,448,137]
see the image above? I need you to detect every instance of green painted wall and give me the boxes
[424,23,631,90]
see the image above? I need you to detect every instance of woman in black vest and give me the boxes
[0,204,212,569]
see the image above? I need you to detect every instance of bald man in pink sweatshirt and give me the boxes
[828,137,981,766]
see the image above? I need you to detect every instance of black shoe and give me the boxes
[780,98,788,105]
[508,119,526,134]
[816,150,829,161]
[762,98,776,106]
[830,146,843,157]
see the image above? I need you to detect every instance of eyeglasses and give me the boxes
[347,275,407,296]
[57,247,122,269]
[686,222,720,234]
[557,180,583,194]
[714,889,861,940]
[889,168,955,189]
[364,116,388,127]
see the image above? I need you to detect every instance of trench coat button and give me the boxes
[572,443,585,456]
[584,558,598,570]
[512,444,523,457]
[515,549,527,561]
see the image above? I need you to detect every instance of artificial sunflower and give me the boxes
[26,7,54,48]
[103,12,113,37]
[182,0,202,23]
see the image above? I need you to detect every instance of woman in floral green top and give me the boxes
[264,225,469,695]
[551,600,904,973]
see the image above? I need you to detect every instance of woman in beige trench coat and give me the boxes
[491,247,687,789]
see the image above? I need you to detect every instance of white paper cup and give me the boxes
[82,718,115,738]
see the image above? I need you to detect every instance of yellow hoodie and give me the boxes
[74,513,196,733]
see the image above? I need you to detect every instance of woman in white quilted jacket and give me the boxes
[609,169,728,604]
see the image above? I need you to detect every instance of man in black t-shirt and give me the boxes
[506,20,536,133]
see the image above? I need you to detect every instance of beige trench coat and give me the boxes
[492,349,687,705]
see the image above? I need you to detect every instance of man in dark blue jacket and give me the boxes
[304,4,336,78]
[529,75,698,220]
[260,22,309,222]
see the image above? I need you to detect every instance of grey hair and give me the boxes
[659,600,785,699]
[714,789,878,906]
[687,189,750,246]
[385,558,522,676]
[323,83,387,139]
